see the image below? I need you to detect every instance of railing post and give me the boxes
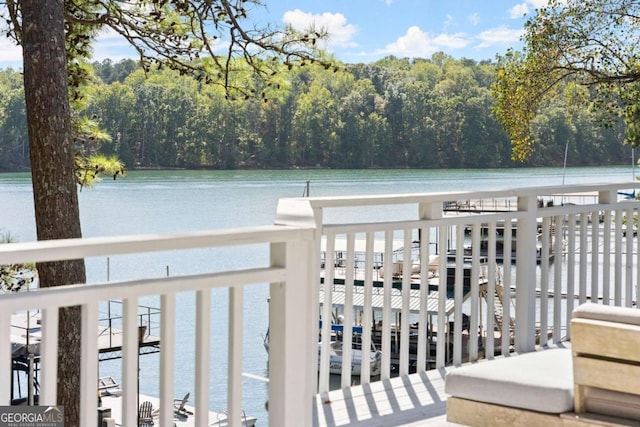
[272,200,317,427]
[269,236,315,427]
[515,195,538,352]
[275,198,322,383]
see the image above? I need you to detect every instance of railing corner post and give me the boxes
[515,195,538,352]
[271,199,319,427]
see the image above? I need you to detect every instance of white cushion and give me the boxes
[573,302,640,326]
[445,348,573,413]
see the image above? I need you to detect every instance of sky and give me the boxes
[0,0,548,70]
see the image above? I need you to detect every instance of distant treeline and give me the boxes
[0,53,631,171]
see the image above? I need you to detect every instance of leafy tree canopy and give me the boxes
[2,0,334,181]
[492,0,640,160]
[4,0,333,98]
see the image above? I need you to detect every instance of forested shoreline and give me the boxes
[0,53,631,172]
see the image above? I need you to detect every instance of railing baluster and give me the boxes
[578,212,588,308]
[539,217,550,345]
[468,224,479,361]
[436,225,447,369]
[453,226,464,366]
[625,207,634,307]
[485,222,496,359]
[39,307,59,406]
[122,297,139,427]
[381,230,393,380]
[591,211,600,303]
[502,217,515,354]
[360,231,374,382]
[81,302,99,426]
[318,232,335,393]
[417,226,429,371]
[341,233,355,387]
[228,286,243,427]
[614,208,623,305]
[553,215,563,343]
[195,289,211,427]
[566,214,576,338]
[159,293,176,427]
[399,229,412,376]
[501,218,513,355]
[603,210,612,305]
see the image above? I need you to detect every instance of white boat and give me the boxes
[264,322,383,377]
[321,339,382,377]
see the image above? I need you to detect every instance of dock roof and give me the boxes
[319,284,456,317]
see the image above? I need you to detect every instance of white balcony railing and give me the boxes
[1,182,639,426]
[275,182,640,396]
[0,226,315,427]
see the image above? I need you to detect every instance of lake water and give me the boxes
[0,166,636,424]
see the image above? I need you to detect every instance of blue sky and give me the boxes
[0,0,546,69]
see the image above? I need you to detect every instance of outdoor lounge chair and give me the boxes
[98,376,122,397]
[174,392,194,418]
[138,400,154,426]
[444,302,640,426]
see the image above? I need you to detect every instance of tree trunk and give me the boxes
[21,1,86,425]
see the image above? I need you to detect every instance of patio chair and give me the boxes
[98,376,122,397]
[445,302,640,426]
[138,400,154,426]
[174,392,194,418]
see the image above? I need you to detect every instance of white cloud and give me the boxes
[476,25,524,48]
[91,28,138,62]
[0,37,22,68]
[443,14,453,31]
[0,19,23,68]
[384,26,470,58]
[527,0,553,8]
[511,0,560,19]
[434,33,470,49]
[282,9,358,48]
[509,3,529,19]
[468,13,480,26]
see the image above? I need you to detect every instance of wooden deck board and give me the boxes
[314,368,463,426]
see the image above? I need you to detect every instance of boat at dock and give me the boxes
[319,322,382,376]
[319,237,509,372]
[322,338,382,377]
[263,321,383,377]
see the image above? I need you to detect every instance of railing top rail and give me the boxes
[279,182,640,210]
[0,267,285,313]
[0,224,314,265]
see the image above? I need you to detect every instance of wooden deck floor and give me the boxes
[314,368,463,426]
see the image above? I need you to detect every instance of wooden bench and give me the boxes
[445,303,640,426]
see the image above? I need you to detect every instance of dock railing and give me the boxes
[276,182,640,396]
[1,182,639,427]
